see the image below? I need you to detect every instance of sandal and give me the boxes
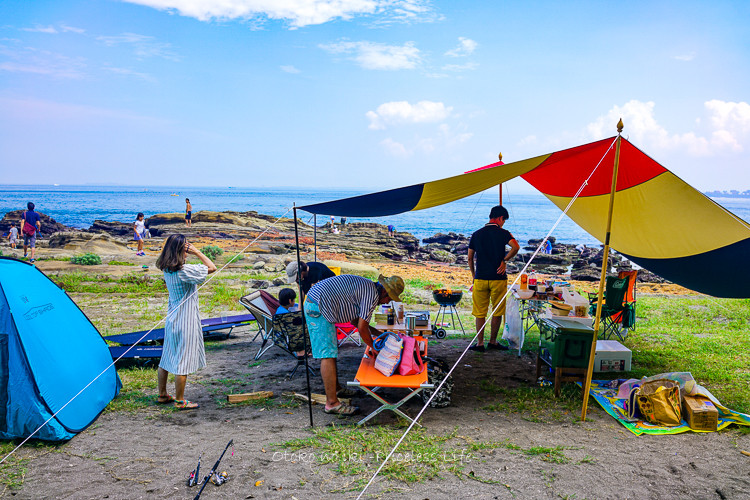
[174,399,199,410]
[324,402,359,415]
[157,395,176,404]
[336,387,358,398]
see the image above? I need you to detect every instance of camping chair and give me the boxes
[239,290,280,360]
[336,323,361,347]
[588,271,637,341]
[270,311,316,379]
[346,336,434,427]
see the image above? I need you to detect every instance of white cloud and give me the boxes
[0,47,86,79]
[60,25,86,34]
[123,0,436,28]
[96,33,179,61]
[673,53,695,62]
[586,99,750,156]
[104,66,156,82]
[380,137,412,158]
[445,37,477,57]
[441,62,478,72]
[280,65,301,73]
[21,25,58,34]
[366,100,451,130]
[320,40,420,70]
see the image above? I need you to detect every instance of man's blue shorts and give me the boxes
[303,300,338,359]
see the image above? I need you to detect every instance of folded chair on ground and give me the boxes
[239,290,280,360]
[105,314,256,346]
[346,336,434,427]
[271,311,316,379]
[588,270,637,341]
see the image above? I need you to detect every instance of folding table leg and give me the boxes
[355,386,424,427]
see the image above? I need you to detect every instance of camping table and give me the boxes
[347,338,433,426]
[512,291,593,333]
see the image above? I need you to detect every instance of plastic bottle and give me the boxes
[520,273,528,290]
[397,304,404,324]
[387,307,395,325]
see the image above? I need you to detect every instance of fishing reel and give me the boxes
[211,471,229,486]
[187,470,200,487]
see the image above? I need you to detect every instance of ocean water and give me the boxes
[1,185,749,247]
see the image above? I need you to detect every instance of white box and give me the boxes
[594,340,632,372]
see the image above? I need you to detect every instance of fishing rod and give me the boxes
[187,452,202,487]
[194,439,234,500]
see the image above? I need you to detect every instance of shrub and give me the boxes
[200,245,224,261]
[71,253,102,266]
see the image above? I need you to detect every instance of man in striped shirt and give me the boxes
[304,274,405,415]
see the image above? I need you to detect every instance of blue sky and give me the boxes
[1,0,749,191]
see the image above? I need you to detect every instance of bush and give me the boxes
[200,245,223,261]
[71,253,102,266]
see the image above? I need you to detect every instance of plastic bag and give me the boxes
[502,295,524,354]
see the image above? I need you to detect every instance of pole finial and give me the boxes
[498,152,503,162]
[617,118,624,134]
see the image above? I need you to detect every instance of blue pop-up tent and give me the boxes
[0,257,121,441]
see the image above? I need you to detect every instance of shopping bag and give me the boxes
[373,332,403,377]
[637,379,682,426]
[398,334,425,376]
[502,294,524,352]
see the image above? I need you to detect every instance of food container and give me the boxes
[516,289,535,300]
[549,301,573,316]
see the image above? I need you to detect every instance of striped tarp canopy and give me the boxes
[299,137,750,298]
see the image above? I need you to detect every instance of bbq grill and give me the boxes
[431,290,466,338]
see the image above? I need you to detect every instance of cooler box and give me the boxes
[538,317,594,369]
[594,340,632,372]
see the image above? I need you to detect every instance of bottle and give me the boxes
[397,304,404,324]
[520,273,528,290]
[387,307,395,325]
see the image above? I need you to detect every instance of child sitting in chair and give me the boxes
[276,288,299,314]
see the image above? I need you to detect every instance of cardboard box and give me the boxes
[593,340,632,372]
[683,395,718,431]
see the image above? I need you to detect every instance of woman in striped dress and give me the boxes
[155,234,217,409]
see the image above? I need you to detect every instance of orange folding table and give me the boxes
[346,336,433,426]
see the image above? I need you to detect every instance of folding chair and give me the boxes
[588,271,637,341]
[271,311,316,379]
[239,290,280,360]
[335,323,361,347]
[346,336,433,426]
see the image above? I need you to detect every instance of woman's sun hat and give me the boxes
[378,274,405,301]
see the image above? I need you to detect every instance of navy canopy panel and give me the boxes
[0,258,120,441]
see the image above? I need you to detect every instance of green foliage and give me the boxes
[51,272,166,295]
[200,245,224,261]
[108,260,135,266]
[71,253,102,266]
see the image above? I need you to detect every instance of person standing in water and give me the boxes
[185,198,192,227]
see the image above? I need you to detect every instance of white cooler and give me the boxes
[594,340,632,372]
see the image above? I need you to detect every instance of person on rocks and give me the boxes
[286,260,336,298]
[303,274,404,415]
[134,213,147,256]
[155,234,216,410]
[7,222,18,250]
[185,198,192,227]
[467,205,520,352]
[21,202,42,263]
[387,224,395,237]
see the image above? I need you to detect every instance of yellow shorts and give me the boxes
[472,279,508,318]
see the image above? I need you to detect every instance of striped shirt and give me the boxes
[160,264,208,375]
[306,274,379,325]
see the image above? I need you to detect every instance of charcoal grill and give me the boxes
[431,290,466,338]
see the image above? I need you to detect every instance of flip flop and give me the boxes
[157,395,176,404]
[174,399,199,410]
[324,402,358,416]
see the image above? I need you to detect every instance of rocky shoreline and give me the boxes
[0,209,667,283]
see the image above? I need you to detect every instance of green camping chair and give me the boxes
[588,274,636,341]
[271,311,315,379]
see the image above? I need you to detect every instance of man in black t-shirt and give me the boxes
[467,205,520,352]
[286,260,336,297]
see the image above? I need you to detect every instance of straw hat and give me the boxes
[286,261,299,284]
[378,274,404,301]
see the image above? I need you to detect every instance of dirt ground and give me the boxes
[9,324,750,500]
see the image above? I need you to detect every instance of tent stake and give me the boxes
[294,205,314,427]
[581,119,624,421]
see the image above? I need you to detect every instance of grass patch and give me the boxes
[108,260,135,266]
[406,277,444,290]
[105,367,161,413]
[50,272,167,296]
[481,385,584,423]
[0,442,56,492]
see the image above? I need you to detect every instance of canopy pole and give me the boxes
[581,119,624,421]
[294,205,314,427]
[314,214,317,261]
[498,152,503,204]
